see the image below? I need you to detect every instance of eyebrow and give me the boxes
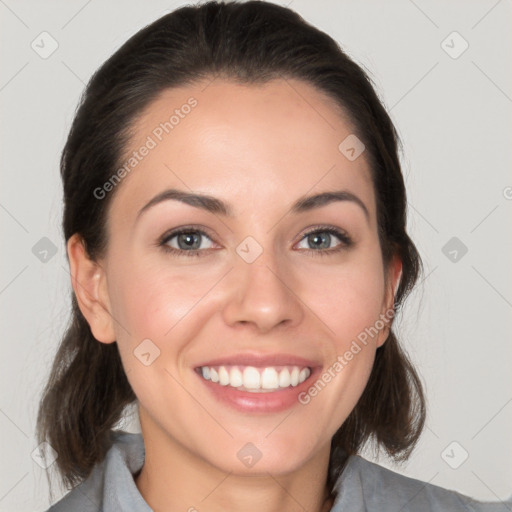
[136,188,370,222]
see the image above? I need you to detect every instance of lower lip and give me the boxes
[195,367,321,413]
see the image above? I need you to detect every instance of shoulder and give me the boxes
[44,431,149,512]
[331,454,512,512]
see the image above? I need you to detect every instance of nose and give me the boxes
[222,248,305,334]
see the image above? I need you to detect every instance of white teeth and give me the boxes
[261,368,279,389]
[278,368,291,388]
[198,365,311,391]
[218,366,230,386]
[299,368,309,384]
[290,367,300,386]
[243,367,261,389]
[230,367,243,388]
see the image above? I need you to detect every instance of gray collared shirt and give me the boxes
[46,431,512,511]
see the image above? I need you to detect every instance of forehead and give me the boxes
[109,77,375,224]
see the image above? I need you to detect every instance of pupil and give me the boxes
[179,233,199,250]
[310,232,330,249]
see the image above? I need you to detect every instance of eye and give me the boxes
[295,226,353,257]
[157,225,353,258]
[158,227,216,257]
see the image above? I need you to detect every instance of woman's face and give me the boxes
[75,78,400,476]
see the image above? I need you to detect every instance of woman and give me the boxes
[37,1,510,510]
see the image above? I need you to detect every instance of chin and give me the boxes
[199,437,316,477]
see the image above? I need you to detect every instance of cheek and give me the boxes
[300,252,386,344]
[129,278,191,334]
[108,255,202,335]
[294,246,386,412]
[296,266,385,436]
[107,259,222,374]
[106,265,203,405]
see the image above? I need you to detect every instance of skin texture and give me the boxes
[68,78,402,512]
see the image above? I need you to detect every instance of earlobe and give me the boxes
[66,233,116,344]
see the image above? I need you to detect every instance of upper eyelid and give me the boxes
[160,225,217,243]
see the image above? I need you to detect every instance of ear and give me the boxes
[376,254,402,348]
[67,233,116,344]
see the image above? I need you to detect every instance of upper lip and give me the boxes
[195,352,321,369]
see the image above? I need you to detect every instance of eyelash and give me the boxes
[157,224,353,258]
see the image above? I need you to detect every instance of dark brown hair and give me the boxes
[37,0,426,502]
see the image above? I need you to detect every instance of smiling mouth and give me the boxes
[195,364,311,392]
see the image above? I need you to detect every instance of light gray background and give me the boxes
[1,0,511,510]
